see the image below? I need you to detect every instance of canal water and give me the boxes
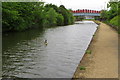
[2,21,98,78]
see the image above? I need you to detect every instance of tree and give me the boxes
[107,2,119,20]
[100,10,108,21]
[46,8,57,26]
[56,13,64,26]
[59,5,70,25]
[2,2,45,31]
[45,4,59,13]
[2,2,75,32]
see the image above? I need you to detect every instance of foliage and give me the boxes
[100,10,108,21]
[46,8,57,26]
[79,66,86,70]
[59,5,74,25]
[45,4,59,13]
[75,16,84,21]
[107,2,118,20]
[2,2,45,31]
[2,2,75,32]
[100,1,120,33]
[86,50,92,54]
[56,13,64,26]
[100,1,119,21]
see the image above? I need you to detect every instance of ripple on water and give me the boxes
[2,21,98,78]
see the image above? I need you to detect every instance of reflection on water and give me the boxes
[2,21,98,78]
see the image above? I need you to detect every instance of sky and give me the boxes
[41,0,110,11]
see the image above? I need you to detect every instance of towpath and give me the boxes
[73,21,118,78]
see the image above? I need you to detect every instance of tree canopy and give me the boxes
[100,1,120,33]
[2,2,75,32]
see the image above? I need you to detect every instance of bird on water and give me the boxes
[44,40,48,45]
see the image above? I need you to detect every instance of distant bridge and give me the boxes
[72,9,101,19]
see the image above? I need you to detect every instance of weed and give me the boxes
[86,50,92,54]
[79,66,86,70]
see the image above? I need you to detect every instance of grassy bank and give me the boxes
[110,15,119,27]
[102,15,119,33]
[109,15,120,33]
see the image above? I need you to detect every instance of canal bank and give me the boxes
[73,21,118,78]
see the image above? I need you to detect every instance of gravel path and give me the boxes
[73,21,118,78]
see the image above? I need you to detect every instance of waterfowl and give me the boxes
[44,40,48,45]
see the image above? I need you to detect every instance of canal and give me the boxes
[2,21,98,78]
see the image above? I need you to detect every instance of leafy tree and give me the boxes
[2,2,20,31]
[107,2,118,20]
[59,5,75,25]
[45,4,59,13]
[59,5,70,25]
[100,1,119,21]
[2,2,75,32]
[2,2,45,31]
[46,8,57,26]
[100,10,108,21]
[100,1,120,33]
[56,13,64,26]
